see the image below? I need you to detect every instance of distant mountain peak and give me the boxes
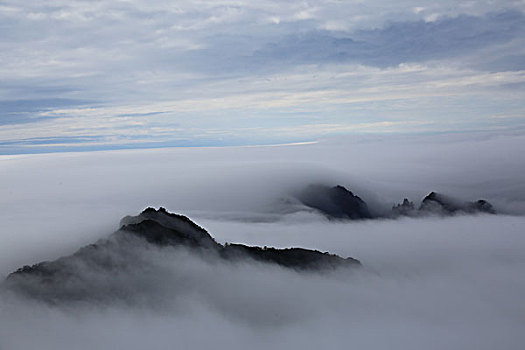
[296,184,496,219]
[297,184,372,220]
[419,191,496,215]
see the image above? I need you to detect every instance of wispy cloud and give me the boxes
[1,1,524,153]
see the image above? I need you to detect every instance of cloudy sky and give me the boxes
[1,0,525,153]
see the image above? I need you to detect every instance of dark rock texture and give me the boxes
[5,208,360,303]
[297,185,372,220]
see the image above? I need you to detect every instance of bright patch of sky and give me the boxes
[1,0,525,153]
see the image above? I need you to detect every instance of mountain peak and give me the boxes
[5,208,360,303]
[119,207,217,248]
[297,184,372,220]
[420,192,495,215]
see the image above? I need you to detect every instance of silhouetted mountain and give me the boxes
[297,185,372,219]
[296,185,496,220]
[5,208,360,303]
[419,192,496,215]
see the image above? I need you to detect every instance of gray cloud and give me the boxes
[1,132,525,348]
[1,204,525,349]
[244,11,525,70]
[1,131,524,274]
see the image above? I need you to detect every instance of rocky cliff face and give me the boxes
[5,208,360,303]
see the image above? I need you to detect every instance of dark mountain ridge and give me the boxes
[296,184,496,219]
[419,192,496,215]
[5,208,360,303]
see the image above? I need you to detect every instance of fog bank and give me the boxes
[1,132,524,349]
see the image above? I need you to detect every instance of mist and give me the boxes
[1,132,525,349]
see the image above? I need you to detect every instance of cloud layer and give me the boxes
[1,133,525,349]
[1,1,524,153]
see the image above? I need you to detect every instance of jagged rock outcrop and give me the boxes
[297,185,372,220]
[392,198,416,217]
[5,208,360,303]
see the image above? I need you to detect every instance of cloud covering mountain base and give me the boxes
[2,213,524,349]
[1,132,525,349]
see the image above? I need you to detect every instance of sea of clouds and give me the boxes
[1,132,524,349]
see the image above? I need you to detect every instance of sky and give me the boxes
[1,0,525,154]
